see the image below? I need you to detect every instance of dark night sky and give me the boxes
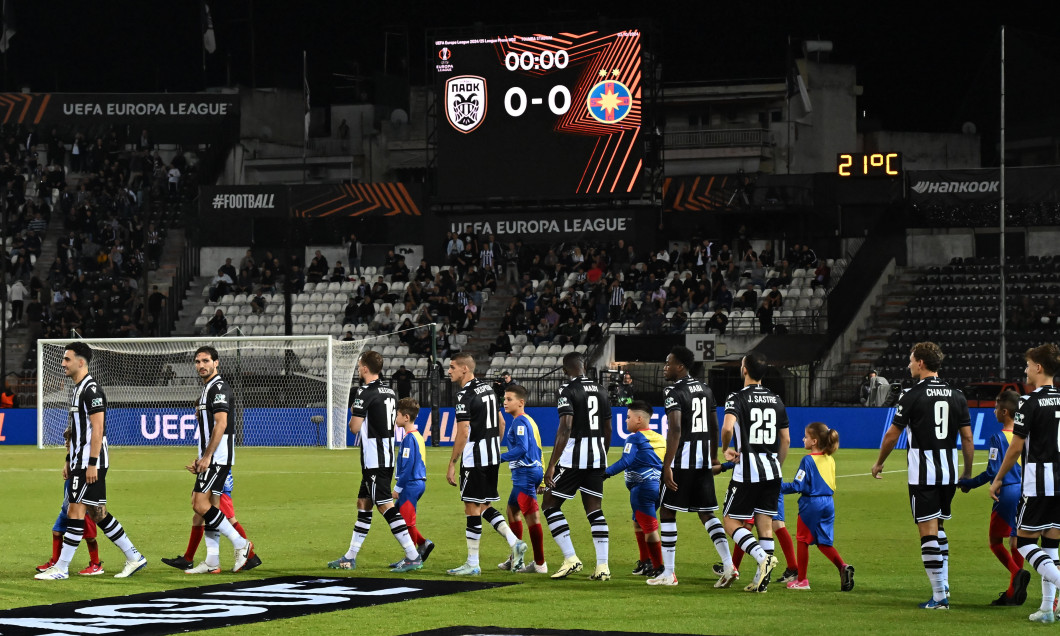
[4,1,1057,146]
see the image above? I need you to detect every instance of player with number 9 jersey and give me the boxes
[891,376,969,488]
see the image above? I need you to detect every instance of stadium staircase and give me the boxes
[460,291,506,374]
[3,214,65,384]
[821,265,923,405]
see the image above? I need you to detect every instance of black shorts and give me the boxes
[460,464,500,504]
[358,468,395,506]
[722,479,780,521]
[550,466,606,500]
[908,484,956,523]
[661,468,718,513]
[69,467,107,507]
[193,464,231,496]
[1017,495,1060,532]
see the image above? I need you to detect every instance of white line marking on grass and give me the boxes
[836,461,986,479]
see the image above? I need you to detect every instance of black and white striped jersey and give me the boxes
[197,374,235,466]
[455,377,501,468]
[350,378,397,470]
[891,377,970,486]
[1014,385,1060,497]
[724,384,789,483]
[556,375,612,469]
[663,376,716,470]
[68,374,109,469]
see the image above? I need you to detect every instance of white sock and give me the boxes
[660,521,677,575]
[587,510,609,566]
[345,509,372,560]
[705,517,733,568]
[204,530,221,568]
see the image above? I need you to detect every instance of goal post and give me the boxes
[37,335,384,450]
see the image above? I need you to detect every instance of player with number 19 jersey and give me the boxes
[724,385,789,484]
[456,377,501,468]
[891,377,969,487]
[556,376,611,470]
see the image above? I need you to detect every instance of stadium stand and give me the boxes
[872,255,1053,387]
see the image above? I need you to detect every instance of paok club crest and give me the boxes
[445,75,487,133]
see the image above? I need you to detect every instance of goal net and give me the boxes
[37,335,392,450]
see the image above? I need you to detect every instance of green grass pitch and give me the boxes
[0,446,1042,634]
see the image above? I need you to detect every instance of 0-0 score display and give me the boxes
[434,27,644,200]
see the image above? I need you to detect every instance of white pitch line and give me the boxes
[836,461,987,479]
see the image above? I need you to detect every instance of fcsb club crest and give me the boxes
[446,75,487,134]
[587,80,633,124]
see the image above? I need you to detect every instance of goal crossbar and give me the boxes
[37,335,368,450]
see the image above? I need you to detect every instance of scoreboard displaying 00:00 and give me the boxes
[433,27,644,201]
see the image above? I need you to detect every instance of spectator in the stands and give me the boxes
[220,258,237,281]
[812,261,831,289]
[639,306,666,335]
[330,260,346,282]
[740,283,758,310]
[370,305,395,333]
[557,317,581,344]
[236,267,254,293]
[343,296,359,324]
[489,329,513,356]
[584,319,603,345]
[716,244,733,270]
[392,256,410,283]
[306,256,327,283]
[766,260,793,288]
[759,242,775,268]
[287,265,305,293]
[757,297,774,334]
[260,267,276,292]
[356,296,375,325]
[707,307,728,334]
[250,289,267,315]
[209,267,233,302]
[799,244,818,268]
[207,309,227,336]
[347,233,362,276]
[766,284,783,309]
[532,317,553,345]
[619,297,639,324]
[355,276,370,298]
[785,243,801,265]
[342,330,355,341]
[371,276,389,301]
[668,307,689,335]
[415,259,432,283]
[714,283,733,311]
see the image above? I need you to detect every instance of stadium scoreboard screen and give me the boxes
[433,27,644,201]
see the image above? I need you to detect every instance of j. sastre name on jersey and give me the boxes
[0,576,513,636]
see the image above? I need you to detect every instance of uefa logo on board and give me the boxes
[438,47,452,61]
[586,80,633,124]
[445,75,487,133]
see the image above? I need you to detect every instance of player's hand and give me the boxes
[871,463,884,479]
[663,466,678,492]
[957,478,972,493]
[185,461,198,474]
[724,448,737,462]
[193,457,210,473]
[446,462,457,487]
[544,466,556,489]
[62,462,69,479]
[988,480,1001,502]
[536,485,546,495]
[86,465,98,484]
[392,490,399,500]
